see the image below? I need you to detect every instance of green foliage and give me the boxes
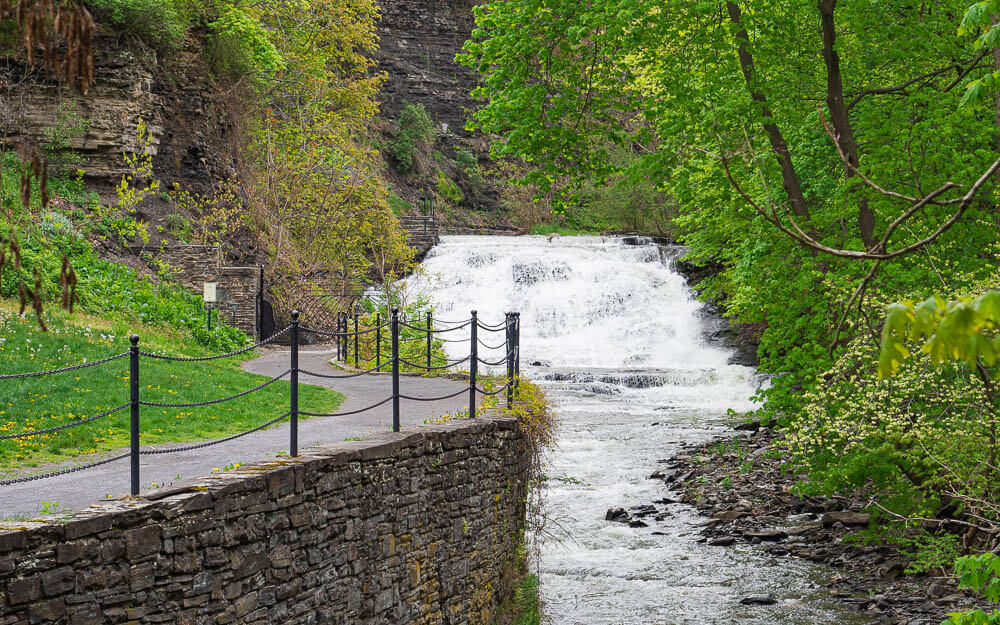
[435,171,464,205]
[455,149,477,172]
[164,213,192,241]
[388,193,412,216]
[389,102,436,173]
[461,0,1000,557]
[511,574,540,625]
[943,553,1000,625]
[880,292,1000,378]
[208,4,284,76]
[85,0,188,47]
[41,103,90,171]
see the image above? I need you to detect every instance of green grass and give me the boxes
[0,301,343,473]
[512,574,541,625]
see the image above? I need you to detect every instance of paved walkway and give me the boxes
[1,348,470,519]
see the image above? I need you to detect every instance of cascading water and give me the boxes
[408,235,871,624]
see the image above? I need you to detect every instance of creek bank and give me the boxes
[634,425,984,625]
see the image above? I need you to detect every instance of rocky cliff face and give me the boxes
[1,38,231,194]
[376,0,482,140]
[2,1,497,218]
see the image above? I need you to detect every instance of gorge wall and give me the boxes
[376,0,482,142]
[0,414,529,625]
[2,0,487,192]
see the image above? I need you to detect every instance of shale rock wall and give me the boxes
[1,40,230,191]
[0,415,529,625]
[376,0,482,139]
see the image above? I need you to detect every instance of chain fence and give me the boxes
[0,309,520,496]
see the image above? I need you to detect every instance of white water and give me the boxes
[409,235,871,624]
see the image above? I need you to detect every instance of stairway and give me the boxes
[398,214,440,261]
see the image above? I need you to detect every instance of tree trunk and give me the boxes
[726,1,812,223]
[817,0,877,250]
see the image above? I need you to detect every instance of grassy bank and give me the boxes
[0,302,343,472]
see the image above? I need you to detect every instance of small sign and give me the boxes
[203,282,217,303]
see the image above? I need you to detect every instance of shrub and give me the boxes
[208,5,284,77]
[164,213,192,240]
[388,193,412,216]
[943,553,1000,624]
[85,0,188,47]
[455,148,477,172]
[389,102,436,173]
[435,171,463,205]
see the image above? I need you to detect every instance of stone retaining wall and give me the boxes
[128,245,260,338]
[0,415,529,625]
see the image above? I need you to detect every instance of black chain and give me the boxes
[476,384,511,396]
[0,403,130,441]
[140,413,290,455]
[0,351,128,380]
[429,317,470,325]
[399,320,472,334]
[300,396,394,417]
[299,361,390,379]
[427,355,472,366]
[477,320,508,330]
[477,356,509,366]
[139,325,292,362]
[476,324,508,333]
[0,452,130,486]
[301,323,388,339]
[139,370,289,408]
[398,357,461,371]
[478,338,508,350]
[398,387,469,402]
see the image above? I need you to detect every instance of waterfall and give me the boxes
[407,235,870,625]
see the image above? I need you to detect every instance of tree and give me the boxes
[460,0,1000,414]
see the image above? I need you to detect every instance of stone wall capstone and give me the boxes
[0,414,529,625]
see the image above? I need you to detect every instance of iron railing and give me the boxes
[0,309,521,495]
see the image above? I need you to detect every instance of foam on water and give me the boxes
[407,235,871,625]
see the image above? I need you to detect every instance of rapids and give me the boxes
[408,235,871,624]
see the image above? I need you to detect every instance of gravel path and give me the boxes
[0,347,470,519]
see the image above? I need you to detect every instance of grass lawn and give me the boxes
[0,301,343,473]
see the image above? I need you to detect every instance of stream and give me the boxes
[410,235,872,624]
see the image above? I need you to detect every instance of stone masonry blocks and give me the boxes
[0,414,529,625]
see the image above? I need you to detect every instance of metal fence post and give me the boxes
[341,312,347,362]
[343,312,349,363]
[129,334,140,496]
[375,312,382,368]
[426,311,432,371]
[506,313,514,410]
[290,310,299,457]
[514,312,521,388]
[338,312,345,361]
[391,308,400,432]
[353,311,359,369]
[469,310,478,418]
